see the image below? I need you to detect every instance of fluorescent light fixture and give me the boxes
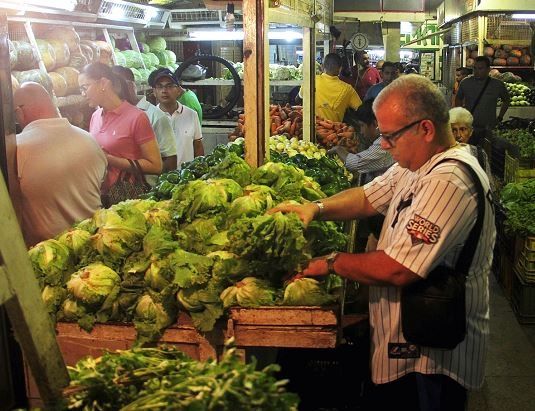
[400,22,413,35]
[188,30,303,41]
[145,7,158,20]
[511,13,535,19]
[25,0,76,11]
[189,30,245,40]
[110,6,126,19]
[269,31,303,40]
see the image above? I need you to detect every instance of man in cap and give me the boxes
[149,68,204,168]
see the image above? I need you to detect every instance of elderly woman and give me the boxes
[449,107,492,182]
[449,106,475,143]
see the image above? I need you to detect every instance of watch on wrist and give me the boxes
[313,200,325,216]
[325,251,340,274]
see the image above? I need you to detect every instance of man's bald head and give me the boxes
[13,82,59,129]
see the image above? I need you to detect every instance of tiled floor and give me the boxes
[467,274,535,411]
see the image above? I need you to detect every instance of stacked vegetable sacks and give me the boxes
[30,139,350,345]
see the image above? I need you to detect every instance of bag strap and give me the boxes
[469,76,491,114]
[431,158,487,277]
[127,159,149,185]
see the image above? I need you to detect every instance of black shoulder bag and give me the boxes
[400,159,486,350]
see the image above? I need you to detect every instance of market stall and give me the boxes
[0,1,369,408]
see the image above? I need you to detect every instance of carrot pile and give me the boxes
[228,106,359,153]
[315,118,358,153]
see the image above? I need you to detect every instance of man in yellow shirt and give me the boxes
[302,53,362,122]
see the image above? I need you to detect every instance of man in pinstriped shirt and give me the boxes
[270,75,495,410]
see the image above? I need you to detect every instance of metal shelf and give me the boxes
[491,66,534,69]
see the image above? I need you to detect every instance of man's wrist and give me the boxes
[312,200,324,218]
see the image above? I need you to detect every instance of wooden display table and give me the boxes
[26,306,368,405]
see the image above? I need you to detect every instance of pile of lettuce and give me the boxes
[30,172,346,344]
[149,138,351,201]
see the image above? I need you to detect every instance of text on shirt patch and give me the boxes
[406,214,441,245]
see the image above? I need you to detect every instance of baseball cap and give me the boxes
[148,68,178,88]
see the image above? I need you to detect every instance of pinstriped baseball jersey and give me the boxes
[362,145,495,389]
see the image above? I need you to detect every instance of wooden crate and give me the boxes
[227,306,342,349]
[26,313,225,406]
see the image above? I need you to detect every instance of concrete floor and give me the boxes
[467,274,535,411]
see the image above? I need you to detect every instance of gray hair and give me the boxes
[373,74,450,136]
[449,107,473,126]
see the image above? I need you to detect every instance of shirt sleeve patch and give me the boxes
[406,214,441,245]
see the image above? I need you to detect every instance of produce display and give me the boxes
[229,105,358,152]
[62,345,299,410]
[466,44,532,67]
[499,179,535,237]
[31,140,347,345]
[315,118,358,152]
[222,61,321,81]
[494,128,535,158]
[503,82,535,106]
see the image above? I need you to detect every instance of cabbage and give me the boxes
[228,212,309,283]
[143,225,178,258]
[147,36,166,52]
[220,277,277,308]
[90,206,147,268]
[66,263,121,307]
[171,179,243,222]
[176,285,224,332]
[143,201,172,227]
[207,251,250,281]
[114,51,127,67]
[134,293,176,345]
[28,239,73,287]
[227,184,275,223]
[164,49,176,65]
[269,64,291,80]
[141,53,153,69]
[145,52,160,67]
[130,67,142,82]
[41,285,67,315]
[57,228,91,259]
[176,218,224,254]
[59,298,87,322]
[120,50,144,69]
[282,278,336,306]
[204,152,252,187]
[139,42,150,53]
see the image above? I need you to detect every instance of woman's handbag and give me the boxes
[101,159,151,208]
[400,159,487,350]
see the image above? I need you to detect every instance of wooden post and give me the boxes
[302,26,315,142]
[0,17,69,404]
[242,0,268,167]
[0,172,70,406]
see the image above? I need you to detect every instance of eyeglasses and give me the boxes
[377,118,426,147]
[154,83,178,90]
[79,82,96,95]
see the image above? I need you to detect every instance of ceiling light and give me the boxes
[511,13,535,19]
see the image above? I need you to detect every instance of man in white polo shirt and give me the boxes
[150,69,204,167]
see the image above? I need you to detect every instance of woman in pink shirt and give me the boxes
[78,62,162,192]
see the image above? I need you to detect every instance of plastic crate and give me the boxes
[498,247,514,300]
[515,239,535,283]
[512,268,535,324]
[489,135,518,180]
[504,151,535,184]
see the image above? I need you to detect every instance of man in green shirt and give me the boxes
[149,68,203,126]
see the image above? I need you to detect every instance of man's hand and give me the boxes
[327,145,349,163]
[298,256,330,278]
[266,201,318,226]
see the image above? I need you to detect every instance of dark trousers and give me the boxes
[365,372,467,411]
